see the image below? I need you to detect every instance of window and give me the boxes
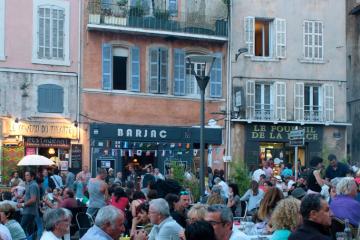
[304,85,322,121]
[255,83,273,120]
[0,0,4,60]
[38,84,64,113]
[303,20,323,60]
[173,49,223,98]
[102,44,140,91]
[245,17,286,58]
[33,0,70,65]
[149,48,168,94]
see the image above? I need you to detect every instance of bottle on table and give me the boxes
[344,219,352,240]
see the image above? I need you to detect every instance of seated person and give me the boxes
[130,202,152,237]
[330,177,360,226]
[240,180,264,214]
[255,187,284,226]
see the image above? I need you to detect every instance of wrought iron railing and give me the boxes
[304,106,323,121]
[88,1,228,37]
[254,104,274,120]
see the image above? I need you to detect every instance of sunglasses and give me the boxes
[179,191,189,196]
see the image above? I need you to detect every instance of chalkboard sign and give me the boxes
[71,144,82,169]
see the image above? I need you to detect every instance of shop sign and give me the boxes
[4,120,78,139]
[247,124,322,142]
[24,137,71,148]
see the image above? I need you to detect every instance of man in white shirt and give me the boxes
[252,164,266,183]
[214,177,229,199]
[204,204,249,240]
[40,208,72,240]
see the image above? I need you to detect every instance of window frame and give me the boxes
[37,84,64,113]
[148,47,168,94]
[32,0,70,66]
[0,0,5,61]
[303,20,324,61]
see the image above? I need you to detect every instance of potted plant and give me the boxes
[88,0,101,24]
[129,1,145,27]
[112,0,128,25]
[103,8,114,25]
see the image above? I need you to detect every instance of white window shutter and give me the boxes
[246,80,255,119]
[275,18,286,58]
[324,84,334,122]
[314,21,323,60]
[275,82,286,120]
[245,16,255,56]
[294,82,304,121]
[303,21,312,59]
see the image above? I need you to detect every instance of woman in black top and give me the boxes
[307,156,325,193]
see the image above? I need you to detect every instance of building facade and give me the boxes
[0,0,81,182]
[230,0,348,169]
[347,0,360,164]
[82,0,228,175]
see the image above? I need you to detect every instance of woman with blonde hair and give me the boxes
[187,203,208,224]
[257,187,284,222]
[269,197,302,240]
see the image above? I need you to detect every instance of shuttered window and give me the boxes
[275,18,286,58]
[324,84,334,122]
[169,0,178,16]
[131,46,140,91]
[38,5,65,60]
[275,82,286,120]
[304,20,323,60]
[149,48,168,94]
[245,16,255,56]
[210,53,222,98]
[38,84,64,113]
[174,49,185,96]
[294,83,304,121]
[246,80,255,119]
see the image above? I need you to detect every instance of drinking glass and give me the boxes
[335,232,347,240]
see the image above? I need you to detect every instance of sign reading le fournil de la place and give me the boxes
[247,124,321,142]
[4,120,78,139]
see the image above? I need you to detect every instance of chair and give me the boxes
[240,201,248,220]
[76,212,94,238]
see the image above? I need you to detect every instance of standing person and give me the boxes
[74,173,85,200]
[105,168,115,185]
[252,163,266,182]
[288,194,332,240]
[113,172,124,186]
[50,169,63,190]
[64,170,75,190]
[214,177,229,200]
[17,171,41,239]
[307,156,325,194]
[325,154,350,181]
[240,180,264,214]
[87,168,109,218]
[127,165,137,183]
[153,168,165,181]
[78,166,91,186]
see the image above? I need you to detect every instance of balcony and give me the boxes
[87,1,228,41]
[304,106,323,122]
[255,104,274,120]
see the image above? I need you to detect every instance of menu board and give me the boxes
[71,144,82,169]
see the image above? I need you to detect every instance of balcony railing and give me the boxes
[255,104,274,120]
[304,106,323,122]
[87,1,228,38]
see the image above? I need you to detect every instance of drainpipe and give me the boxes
[77,0,82,144]
[225,0,232,180]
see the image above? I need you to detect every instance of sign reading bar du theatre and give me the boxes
[3,120,78,139]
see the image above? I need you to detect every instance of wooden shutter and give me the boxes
[210,53,222,98]
[131,46,140,92]
[159,48,168,94]
[304,21,313,59]
[294,83,304,121]
[102,43,112,90]
[324,84,334,122]
[314,21,323,60]
[174,49,185,96]
[246,80,255,119]
[275,82,286,120]
[38,84,63,113]
[149,48,159,93]
[275,18,286,59]
[245,16,255,56]
[38,7,45,58]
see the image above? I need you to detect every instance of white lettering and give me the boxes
[136,129,142,137]
[118,129,124,137]
[144,130,147,137]
[126,129,133,137]
[159,130,167,138]
[150,130,156,138]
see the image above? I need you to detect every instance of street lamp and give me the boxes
[187,54,216,198]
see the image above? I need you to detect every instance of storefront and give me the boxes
[1,118,81,183]
[243,123,323,170]
[90,123,223,176]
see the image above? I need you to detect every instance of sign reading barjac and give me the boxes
[117,128,167,139]
[247,124,320,142]
[3,119,78,139]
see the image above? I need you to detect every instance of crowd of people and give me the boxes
[0,154,359,240]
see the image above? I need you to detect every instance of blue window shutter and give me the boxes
[174,48,185,96]
[131,46,140,92]
[210,53,222,98]
[169,0,178,16]
[38,84,64,113]
[159,48,168,94]
[102,43,112,90]
[149,48,159,93]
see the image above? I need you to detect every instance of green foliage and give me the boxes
[89,0,101,14]
[229,160,251,196]
[129,0,145,17]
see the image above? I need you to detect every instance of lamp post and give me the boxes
[186,55,216,198]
